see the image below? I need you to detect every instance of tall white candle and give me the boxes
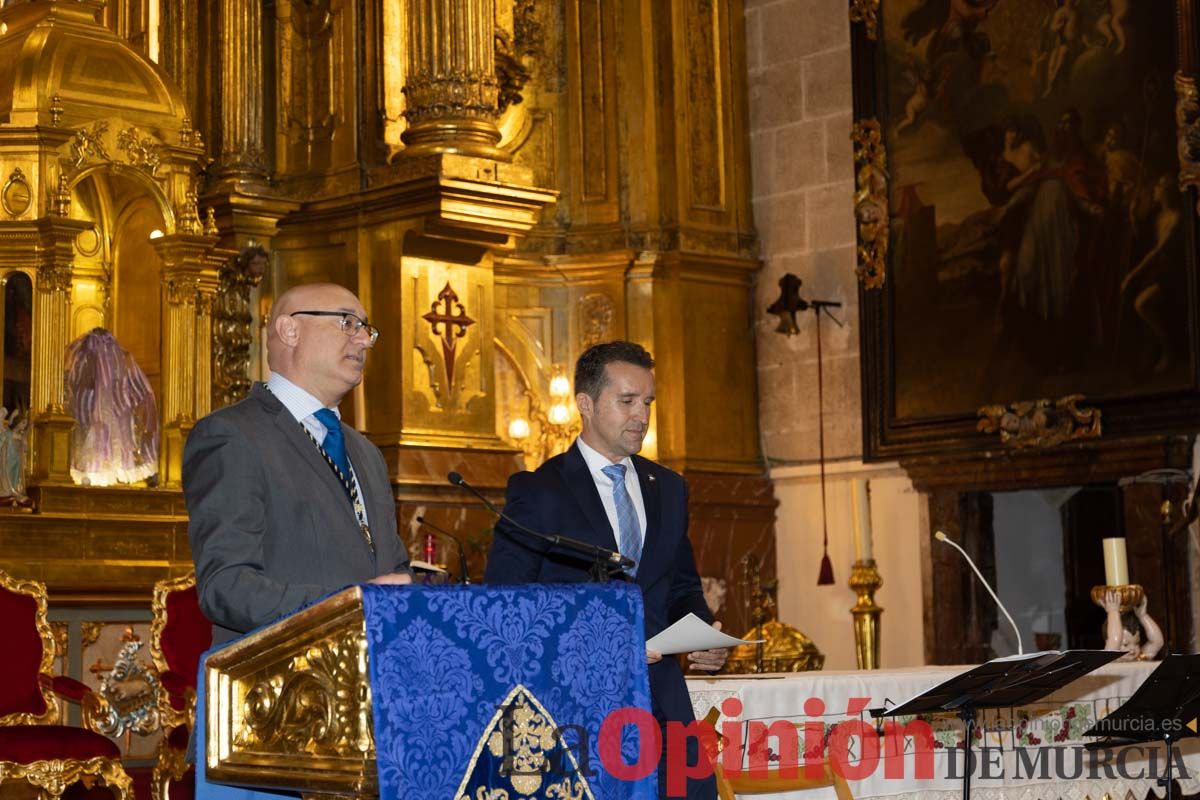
[1102,538,1129,586]
[851,479,874,562]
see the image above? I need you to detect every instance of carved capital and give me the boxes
[36,262,72,294]
[165,274,202,306]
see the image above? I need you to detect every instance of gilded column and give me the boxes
[154,236,221,487]
[400,0,507,159]
[216,0,267,184]
[159,0,199,120]
[30,218,91,483]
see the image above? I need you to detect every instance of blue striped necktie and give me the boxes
[601,463,641,576]
[313,408,351,479]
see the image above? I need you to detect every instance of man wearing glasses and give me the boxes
[184,282,411,644]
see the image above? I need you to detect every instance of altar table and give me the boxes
[688,662,1200,800]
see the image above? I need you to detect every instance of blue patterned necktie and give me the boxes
[313,408,351,479]
[601,463,641,576]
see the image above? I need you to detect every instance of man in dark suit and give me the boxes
[184,283,411,643]
[485,341,726,799]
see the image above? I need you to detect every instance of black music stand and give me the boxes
[872,650,1120,800]
[1083,654,1200,800]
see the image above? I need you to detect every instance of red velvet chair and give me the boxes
[0,568,132,800]
[148,573,210,800]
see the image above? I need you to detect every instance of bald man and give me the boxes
[184,283,411,643]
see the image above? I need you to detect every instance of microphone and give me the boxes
[446,471,634,571]
[934,530,1024,655]
[415,515,471,585]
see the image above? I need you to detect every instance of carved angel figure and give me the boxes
[66,328,158,486]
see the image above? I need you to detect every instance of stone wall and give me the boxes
[746,0,927,668]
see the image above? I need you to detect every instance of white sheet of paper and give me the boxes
[645,612,762,655]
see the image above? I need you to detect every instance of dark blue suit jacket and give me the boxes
[484,443,713,729]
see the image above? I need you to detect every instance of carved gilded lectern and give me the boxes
[202,583,656,800]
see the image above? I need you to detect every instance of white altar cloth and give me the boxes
[688,662,1200,800]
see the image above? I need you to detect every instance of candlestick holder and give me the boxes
[849,558,883,670]
[1090,583,1144,612]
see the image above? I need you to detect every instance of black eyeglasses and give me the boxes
[289,311,380,345]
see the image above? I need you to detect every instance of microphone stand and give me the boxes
[446,472,632,582]
[415,515,471,584]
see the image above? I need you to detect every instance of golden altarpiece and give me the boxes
[0,0,777,759]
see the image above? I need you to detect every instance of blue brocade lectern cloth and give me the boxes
[197,583,656,800]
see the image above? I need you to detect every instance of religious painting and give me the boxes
[854,0,1200,459]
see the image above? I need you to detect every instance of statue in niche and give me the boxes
[65,328,159,487]
[0,406,30,505]
[1099,589,1164,661]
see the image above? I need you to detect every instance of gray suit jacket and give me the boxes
[183,383,409,643]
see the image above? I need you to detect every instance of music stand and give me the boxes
[1083,654,1200,800]
[872,650,1120,800]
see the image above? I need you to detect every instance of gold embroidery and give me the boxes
[455,685,595,800]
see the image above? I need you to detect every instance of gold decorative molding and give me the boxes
[213,247,267,409]
[977,394,1102,449]
[495,27,531,114]
[239,630,371,752]
[66,122,111,173]
[1175,72,1200,215]
[852,120,889,289]
[51,622,69,666]
[849,0,880,40]
[150,572,198,732]
[151,734,189,800]
[116,126,164,178]
[206,587,376,793]
[2,167,33,218]
[579,292,615,350]
[0,757,133,800]
[81,621,105,649]
[49,93,64,126]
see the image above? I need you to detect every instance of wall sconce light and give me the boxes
[548,403,571,426]
[504,364,581,468]
[508,417,531,440]
[549,373,571,399]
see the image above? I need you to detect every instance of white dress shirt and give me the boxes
[266,372,368,524]
[575,437,647,549]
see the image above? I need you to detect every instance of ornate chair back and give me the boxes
[0,569,132,800]
[150,572,209,728]
[149,572,210,800]
[0,569,57,726]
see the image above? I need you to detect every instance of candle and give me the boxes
[1102,538,1129,586]
[851,479,874,562]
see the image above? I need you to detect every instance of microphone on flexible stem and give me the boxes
[934,530,1024,655]
[446,471,633,571]
[415,515,471,585]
